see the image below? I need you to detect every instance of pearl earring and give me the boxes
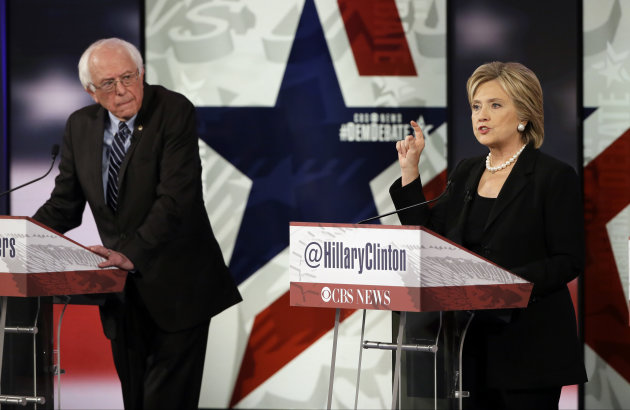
[517,123,525,132]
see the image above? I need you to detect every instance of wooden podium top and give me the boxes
[0,216,126,297]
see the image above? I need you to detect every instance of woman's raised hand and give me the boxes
[396,120,425,186]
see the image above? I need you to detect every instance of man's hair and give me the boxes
[78,38,144,91]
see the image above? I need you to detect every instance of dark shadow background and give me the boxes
[448,0,580,171]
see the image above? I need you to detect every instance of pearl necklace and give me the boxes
[485,144,527,173]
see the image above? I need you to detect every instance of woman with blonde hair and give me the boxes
[390,61,587,409]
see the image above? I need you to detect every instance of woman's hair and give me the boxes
[78,38,144,91]
[466,61,544,148]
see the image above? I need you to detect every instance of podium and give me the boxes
[0,216,126,407]
[289,222,533,410]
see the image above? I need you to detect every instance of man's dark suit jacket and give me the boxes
[390,144,587,389]
[34,84,242,337]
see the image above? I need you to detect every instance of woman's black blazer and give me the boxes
[390,144,587,388]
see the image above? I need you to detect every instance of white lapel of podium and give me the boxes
[0,216,126,297]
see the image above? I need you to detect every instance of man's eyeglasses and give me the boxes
[91,70,140,93]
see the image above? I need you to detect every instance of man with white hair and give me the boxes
[34,38,242,410]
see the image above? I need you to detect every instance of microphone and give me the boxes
[0,144,60,199]
[357,179,453,224]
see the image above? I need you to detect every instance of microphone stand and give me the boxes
[356,179,452,224]
[0,145,59,200]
